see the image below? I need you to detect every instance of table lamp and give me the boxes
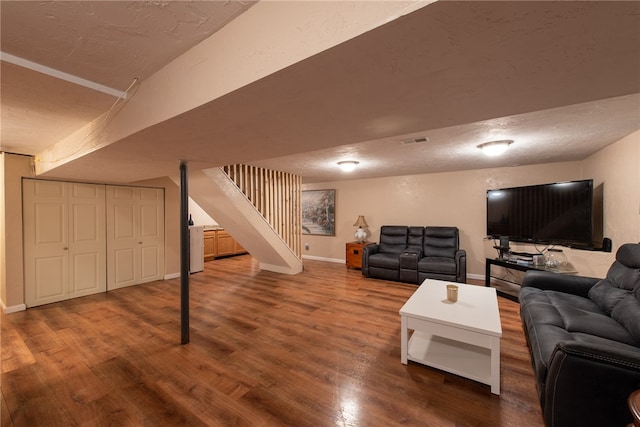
[353,215,369,243]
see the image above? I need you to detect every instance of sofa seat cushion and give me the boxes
[418,256,456,275]
[368,253,401,270]
[520,286,638,385]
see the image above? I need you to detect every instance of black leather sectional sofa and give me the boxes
[361,225,466,284]
[519,243,640,426]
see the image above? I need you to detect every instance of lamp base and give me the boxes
[354,227,367,243]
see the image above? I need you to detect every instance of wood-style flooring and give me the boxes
[1,256,543,426]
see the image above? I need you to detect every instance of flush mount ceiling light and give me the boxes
[337,160,359,172]
[478,140,513,157]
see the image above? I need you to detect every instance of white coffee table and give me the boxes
[399,279,503,394]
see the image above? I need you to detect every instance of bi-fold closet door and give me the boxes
[106,186,164,290]
[23,180,165,307]
[23,179,107,307]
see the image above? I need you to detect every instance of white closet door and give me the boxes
[24,180,68,307]
[138,188,164,283]
[107,186,139,289]
[23,180,106,307]
[68,183,107,298]
[106,186,164,290]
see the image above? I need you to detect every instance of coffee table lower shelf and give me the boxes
[407,331,497,394]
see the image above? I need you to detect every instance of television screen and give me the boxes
[486,180,595,247]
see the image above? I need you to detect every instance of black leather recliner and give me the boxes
[418,226,466,283]
[362,225,466,284]
[519,243,640,427]
[362,226,408,282]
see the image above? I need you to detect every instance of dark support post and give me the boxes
[180,161,190,344]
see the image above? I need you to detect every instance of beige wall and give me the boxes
[582,129,640,248]
[188,197,217,227]
[302,131,640,279]
[1,153,33,310]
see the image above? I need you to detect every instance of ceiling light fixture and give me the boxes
[337,160,359,172]
[478,140,513,157]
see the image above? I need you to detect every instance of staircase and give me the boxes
[185,165,303,275]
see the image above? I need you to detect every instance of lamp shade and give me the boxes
[353,215,368,228]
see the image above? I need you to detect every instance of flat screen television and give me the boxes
[486,179,601,248]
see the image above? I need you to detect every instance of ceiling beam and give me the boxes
[0,51,127,98]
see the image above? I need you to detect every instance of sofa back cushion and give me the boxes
[407,227,424,253]
[378,226,408,254]
[423,227,459,258]
[588,243,640,343]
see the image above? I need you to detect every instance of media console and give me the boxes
[485,257,577,301]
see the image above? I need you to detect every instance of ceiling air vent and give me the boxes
[402,136,429,145]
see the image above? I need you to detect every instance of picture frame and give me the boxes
[301,189,335,236]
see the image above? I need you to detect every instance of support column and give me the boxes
[180,161,190,344]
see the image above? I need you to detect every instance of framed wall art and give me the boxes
[301,189,335,236]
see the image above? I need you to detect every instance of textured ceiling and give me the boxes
[1,0,255,155]
[1,1,253,89]
[1,1,639,183]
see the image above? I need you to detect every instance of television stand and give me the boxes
[485,257,577,301]
[509,250,537,257]
[492,245,510,260]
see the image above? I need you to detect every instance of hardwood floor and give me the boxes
[1,256,543,426]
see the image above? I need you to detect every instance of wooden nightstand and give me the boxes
[346,241,374,269]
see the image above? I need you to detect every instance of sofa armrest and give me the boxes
[455,249,466,283]
[521,270,599,298]
[544,340,640,427]
[361,244,380,277]
[363,244,379,256]
[552,339,640,372]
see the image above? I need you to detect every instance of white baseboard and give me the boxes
[4,304,26,313]
[302,255,344,264]
[164,272,181,280]
[467,273,485,281]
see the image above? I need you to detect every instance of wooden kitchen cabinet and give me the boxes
[204,231,216,261]
[215,230,235,257]
[204,229,247,261]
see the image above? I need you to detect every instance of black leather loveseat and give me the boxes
[519,243,640,427]
[362,225,466,284]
